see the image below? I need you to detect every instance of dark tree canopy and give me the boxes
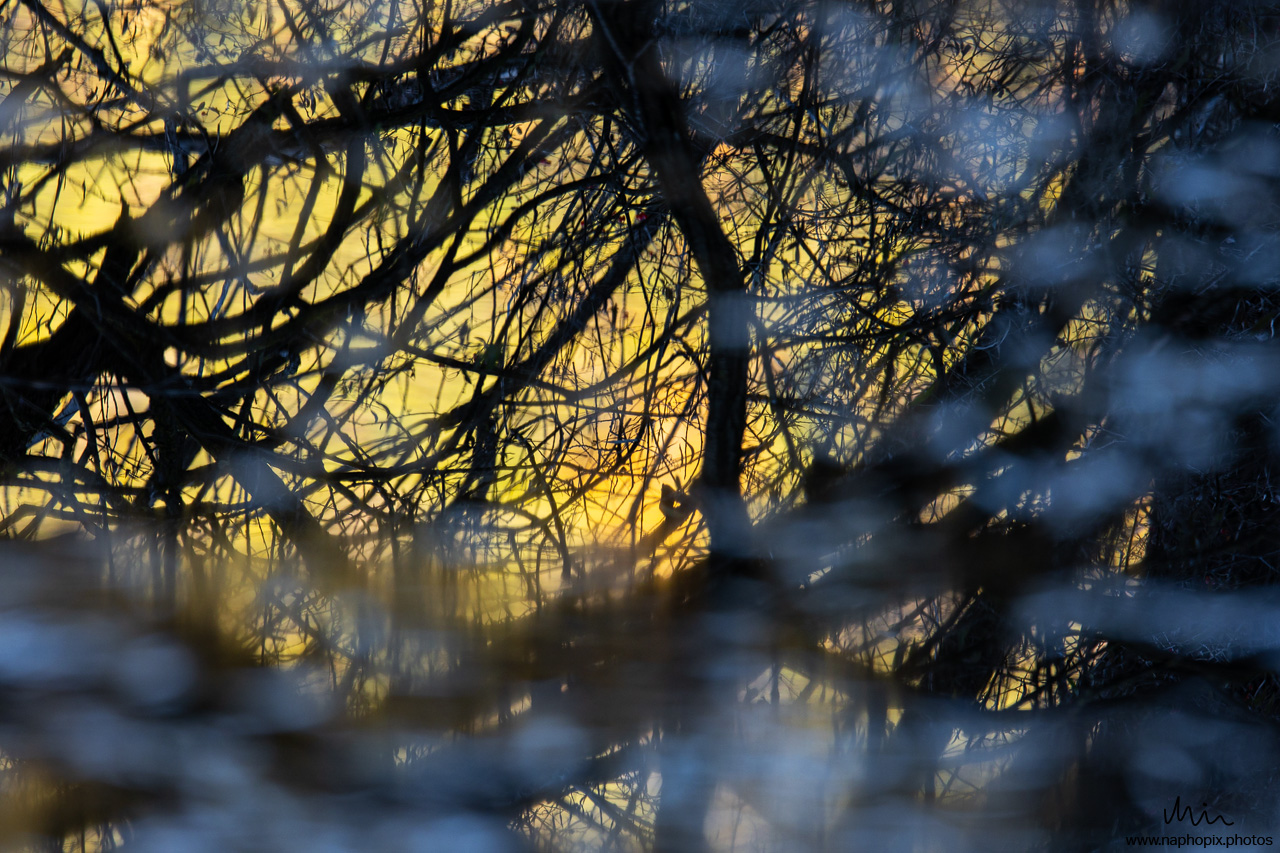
[2,0,1280,848]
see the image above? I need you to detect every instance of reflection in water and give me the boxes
[8,538,1280,851]
[2,0,1280,849]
